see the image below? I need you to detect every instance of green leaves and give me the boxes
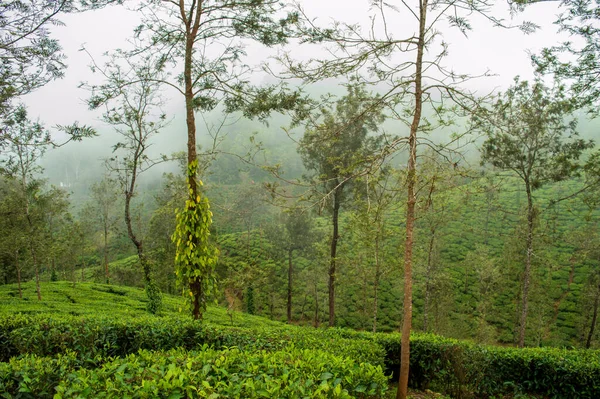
[476,77,594,186]
[172,161,220,320]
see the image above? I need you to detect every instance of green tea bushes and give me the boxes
[370,332,600,399]
[0,348,387,399]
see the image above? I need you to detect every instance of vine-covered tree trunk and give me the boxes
[329,185,341,327]
[182,4,203,321]
[518,179,534,348]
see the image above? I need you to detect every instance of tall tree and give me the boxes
[350,168,400,332]
[266,207,314,323]
[474,77,594,347]
[298,81,385,327]
[117,0,300,320]
[85,55,169,314]
[281,1,504,395]
[89,177,119,284]
[1,106,49,300]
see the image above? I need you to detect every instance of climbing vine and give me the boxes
[172,161,219,320]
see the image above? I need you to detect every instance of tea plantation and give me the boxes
[1,281,599,398]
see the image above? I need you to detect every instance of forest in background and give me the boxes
[2,108,599,348]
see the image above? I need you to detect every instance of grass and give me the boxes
[0,280,284,329]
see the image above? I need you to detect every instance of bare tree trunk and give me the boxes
[15,250,22,299]
[300,292,307,321]
[314,279,320,328]
[24,197,41,301]
[287,248,293,323]
[518,179,534,348]
[423,232,435,333]
[329,185,341,327]
[398,2,426,396]
[104,223,110,284]
[586,283,600,349]
[80,248,86,282]
[373,235,380,333]
[30,242,41,301]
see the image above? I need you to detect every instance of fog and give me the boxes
[15,0,588,207]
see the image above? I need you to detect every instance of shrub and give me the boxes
[0,347,387,399]
[2,314,385,368]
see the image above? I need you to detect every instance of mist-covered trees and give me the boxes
[475,77,595,347]
[117,0,300,320]
[0,0,68,118]
[299,81,385,327]
[265,207,314,323]
[85,54,170,314]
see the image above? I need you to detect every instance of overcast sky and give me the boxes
[22,0,566,138]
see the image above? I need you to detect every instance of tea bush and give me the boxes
[0,347,388,399]
[1,313,384,367]
[368,332,600,398]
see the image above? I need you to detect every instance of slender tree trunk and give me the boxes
[586,283,600,349]
[26,213,41,300]
[518,179,534,348]
[81,248,86,282]
[423,231,435,333]
[398,2,426,396]
[373,235,380,333]
[287,248,293,323]
[30,242,41,301]
[24,192,41,300]
[124,155,160,313]
[329,185,341,327]
[300,293,307,321]
[15,250,22,299]
[104,223,109,284]
[314,279,319,328]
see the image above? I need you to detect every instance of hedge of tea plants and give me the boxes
[0,347,388,398]
[2,282,600,398]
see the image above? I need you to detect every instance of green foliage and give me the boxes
[476,77,593,189]
[173,161,220,319]
[369,332,600,399]
[3,281,600,398]
[299,80,386,197]
[246,286,255,314]
[0,347,387,399]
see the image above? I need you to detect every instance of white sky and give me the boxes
[21,0,567,134]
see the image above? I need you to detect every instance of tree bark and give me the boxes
[30,242,41,301]
[518,179,534,348]
[586,282,600,349]
[15,250,22,299]
[181,0,203,321]
[287,248,293,323]
[329,184,341,327]
[373,235,380,333]
[104,223,110,284]
[398,1,426,396]
[314,279,320,328]
[423,231,435,333]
